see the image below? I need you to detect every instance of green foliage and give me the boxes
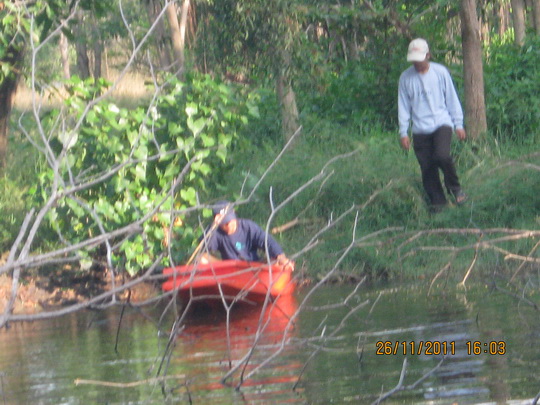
[197,0,296,80]
[484,37,540,145]
[0,0,75,82]
[241,87,283,147]
[0,2,29,83]
[0,119,45,251]
[3,0,539,285]
[215,116,539,280]
[301,62,398,129]
[33,73,258,274]
[289,2,463,135]
[0,176,28,251]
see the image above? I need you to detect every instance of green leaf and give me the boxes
[185,104,198,117]
[187,116,206,136]
[180,187,197,204]
[200,133,215,147]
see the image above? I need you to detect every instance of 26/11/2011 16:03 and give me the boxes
[375,340,506,356]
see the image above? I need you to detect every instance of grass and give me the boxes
[4,78,540,285]
[13,71,152,111]
[216,118,540,283]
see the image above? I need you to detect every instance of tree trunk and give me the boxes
[510,0,526,45]
[460,0,487,140]
[146,0,172,70]
[76,40,91,79]
[276,73,300,144]
[532,0,540,34]
[0,81,16,169]
[93,41,103,79]
[92,19,103,78]
[275,42,300,144]
[178,0,191,70]
[0,48,23,169]
[75,10,90,79]
[494,2,511,37]
[166,0,187,78]
[59,31,70,79]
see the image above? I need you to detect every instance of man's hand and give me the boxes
[455,128,466,141]
[277,254,295,272]
[400,136,410,151]
[200,253,219,264]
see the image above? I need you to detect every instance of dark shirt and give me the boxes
[202,218,284,262]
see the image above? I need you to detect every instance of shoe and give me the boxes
[454,190,468,205]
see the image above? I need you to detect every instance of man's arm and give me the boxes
[443,69,465,138]
[397,74,412,149]
[250,221,295,271]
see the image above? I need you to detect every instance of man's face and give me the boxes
[214,212,236,234]
[412,54,430,72]
[218,218,236,234]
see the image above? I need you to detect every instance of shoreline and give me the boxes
[0,272,159,316]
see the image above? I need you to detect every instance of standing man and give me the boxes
[199,201,295,271]
[398,38,468,212]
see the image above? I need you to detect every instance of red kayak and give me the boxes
[162,260,295,303]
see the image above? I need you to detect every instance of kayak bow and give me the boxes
[162,260,294,303]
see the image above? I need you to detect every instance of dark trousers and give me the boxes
[412,126,461,206]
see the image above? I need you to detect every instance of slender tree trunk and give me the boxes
[460,0,487,139]
[92,19,103,78]
[494,2,511,37]
[76,40,91,79]
[75,10,90,78]
[93,41,103,78]
[276,72,300,144]
[349,31,359,61]
[146,0,172,70]
[0,81,16,169]
[59,31,70,79]
[166,0,186,78]
[276,50,300,143]
[510,0,526,45]
[178,0,190,70]
[0,48,23,169]
[532,0,540,33]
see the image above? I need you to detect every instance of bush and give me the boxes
[29,73,259,274]
[300,62,399,130]
[484,37,540,145]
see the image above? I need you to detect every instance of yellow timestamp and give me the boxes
[375,340,507,356]
[376,340,456,356]
[466,340,506,355]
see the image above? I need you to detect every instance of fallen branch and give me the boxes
[74,374,186,388]
[271,218,314,234]
[459,236,481,287]
[371,356,445,404]
[510,240,540,282]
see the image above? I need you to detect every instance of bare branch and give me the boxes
[372,357,446,405]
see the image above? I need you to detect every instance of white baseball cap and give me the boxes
[407,38,429,62]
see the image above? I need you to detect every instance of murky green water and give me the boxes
[0,282,538,404]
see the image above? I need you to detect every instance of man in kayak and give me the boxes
[199,201,295,272]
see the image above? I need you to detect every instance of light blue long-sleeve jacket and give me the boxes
[398,62,464,138]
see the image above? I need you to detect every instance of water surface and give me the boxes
[0,282,538,404]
